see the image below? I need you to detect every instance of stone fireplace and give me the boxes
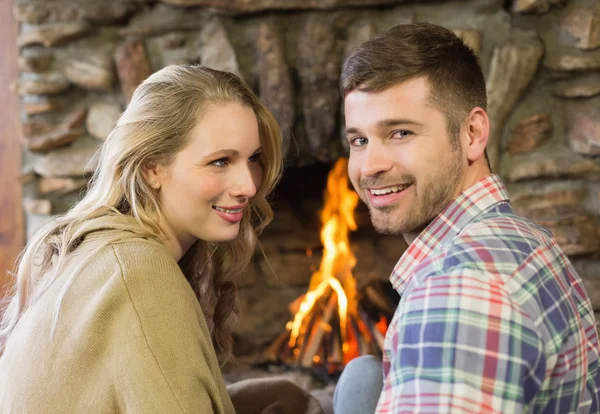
[13,0,600,385]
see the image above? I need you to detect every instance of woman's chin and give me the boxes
[199,230,240,243]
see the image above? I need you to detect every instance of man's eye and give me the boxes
[211,158,228,167]
[392,130,412,139]
[350,137,368,147]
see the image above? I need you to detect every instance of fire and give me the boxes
[287,158,359,354]
[265,157,395,370]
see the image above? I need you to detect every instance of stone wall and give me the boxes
[13,0,600,355]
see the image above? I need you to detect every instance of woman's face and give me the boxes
[151,102,263,259]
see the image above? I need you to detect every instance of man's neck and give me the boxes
[401,166,493,247]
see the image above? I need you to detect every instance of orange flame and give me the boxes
[375,316,388,336]
[288,158,359,352]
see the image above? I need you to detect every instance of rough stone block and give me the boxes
[38,177,87,195]
[86,102,122,141]
[63,59,115,91]
[486,32,544,170]
[506,150,600,182]
[22,108,87,152]
[16,72,70,95]
[114,38,152,104]
[544,52,600,72]
[512,0,563,14]
[256,20,294,156]
[560,0,600,50]
[18,49,53,72]
[553,75,600,99]
[506,113,552,154]
[13,0,141,24]
[566,100,600,156]
[33,136,99,177]
[18,22,90,48]
[297,13,345,162]
[159,0,447,13]
[22,198,53,215]
[21,95,63,115]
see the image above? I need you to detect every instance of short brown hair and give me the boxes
[340,22,487,143]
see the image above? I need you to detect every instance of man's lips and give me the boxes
[367,183,411,195]
[364,184,412,208]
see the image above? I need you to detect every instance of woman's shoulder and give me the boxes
[76,223,175,271]
[108,237,205,333]
[110,236,175,267]
[75,230,202,323]
[74,227,183,291]
[107,236,184,285]
[68,224,199,317]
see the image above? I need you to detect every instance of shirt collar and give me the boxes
[390,174,509,294]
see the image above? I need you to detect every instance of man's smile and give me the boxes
[368,183,411,196]
[365,184,413,208]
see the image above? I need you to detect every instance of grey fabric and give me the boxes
[333,355,383,414]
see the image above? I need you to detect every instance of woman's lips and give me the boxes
[213,204,246,223]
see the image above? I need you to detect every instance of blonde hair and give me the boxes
[0,65,283,362]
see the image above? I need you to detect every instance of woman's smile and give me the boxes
[212,203,247,223]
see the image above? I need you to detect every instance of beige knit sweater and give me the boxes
[0,226,235,414]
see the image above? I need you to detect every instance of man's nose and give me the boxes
[360,142,393,177]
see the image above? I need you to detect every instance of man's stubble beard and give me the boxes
[368,149,463,236]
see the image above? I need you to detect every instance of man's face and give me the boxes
[345,77,466,237]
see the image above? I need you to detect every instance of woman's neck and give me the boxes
[157,218,195,262]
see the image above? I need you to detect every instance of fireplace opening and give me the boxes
[228,159,403,383]
[266,158,397,376]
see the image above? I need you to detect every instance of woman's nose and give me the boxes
[231,165,258,199]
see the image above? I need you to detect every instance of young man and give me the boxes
[335,23,600,413]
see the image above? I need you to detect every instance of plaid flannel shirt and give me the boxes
[377,174,600,413]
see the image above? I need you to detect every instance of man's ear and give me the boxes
[464,107,489,163]
[142,162,164,190]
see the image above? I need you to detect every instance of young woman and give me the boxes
[0,65,283,413]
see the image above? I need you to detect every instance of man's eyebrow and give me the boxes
[345,118,424,136]
[376,118,425,128]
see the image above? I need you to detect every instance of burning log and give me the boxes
[264,330,290,362]
[300,294,337,367]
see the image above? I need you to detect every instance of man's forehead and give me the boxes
[345,78,431,106]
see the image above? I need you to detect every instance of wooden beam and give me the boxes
[0,3,24,295]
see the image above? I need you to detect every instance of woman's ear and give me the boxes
[464,107,490,163]
[142,162,164,190]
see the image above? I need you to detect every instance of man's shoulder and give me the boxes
[424,204,559,276]
[460,204,553,252]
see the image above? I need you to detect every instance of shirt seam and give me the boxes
[110,245,187,414]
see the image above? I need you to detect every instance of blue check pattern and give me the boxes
[377,175,600,413]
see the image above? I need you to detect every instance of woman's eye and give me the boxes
[211,158,228,167]
[350,137,368,147]
[392,130,412,139]
[249,152,262,163]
